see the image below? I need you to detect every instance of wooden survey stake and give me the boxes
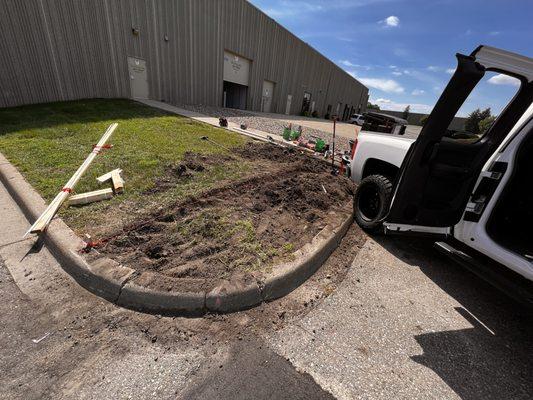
[24,123,118,236]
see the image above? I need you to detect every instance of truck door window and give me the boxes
[446,71,521,142]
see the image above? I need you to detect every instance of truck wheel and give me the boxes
[354,174,393,233]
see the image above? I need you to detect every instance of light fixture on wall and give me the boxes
[132,27,140,36]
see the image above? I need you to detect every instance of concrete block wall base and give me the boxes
[0,152,353,316]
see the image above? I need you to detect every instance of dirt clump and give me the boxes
[99,142,354,283]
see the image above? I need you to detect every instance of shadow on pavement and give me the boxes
[178,337,334,400]
[375,235,533,400]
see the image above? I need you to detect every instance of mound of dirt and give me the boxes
[99,142,355,282]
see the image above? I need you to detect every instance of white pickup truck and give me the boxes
[350,45,533,306]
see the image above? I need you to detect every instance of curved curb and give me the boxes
[0,152,353,315]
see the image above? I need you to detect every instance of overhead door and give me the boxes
[223,51,251,110]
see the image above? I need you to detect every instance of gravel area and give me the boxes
[177,104,353,153]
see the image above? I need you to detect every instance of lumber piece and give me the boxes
[67,188,114,206]
[24,123,118,236]
[96,168,123,183]
[110,170,125,193]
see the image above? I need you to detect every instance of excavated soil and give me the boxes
[99,142,355,281]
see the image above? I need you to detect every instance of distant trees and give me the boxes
[479,115,496,135]
[419,115,428,126]
[465,107,492,135]
[367,102,380,111]
[402,105,411,120]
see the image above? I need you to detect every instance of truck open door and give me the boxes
[384,46,533,234]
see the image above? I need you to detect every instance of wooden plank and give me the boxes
[96,168,122,183]
[24,123,118,236]
[110,170,124,193]
[67,188,114,206]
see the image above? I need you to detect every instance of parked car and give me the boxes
[349,113,365,126]
[361,112,407,135]
[349,45,533,306]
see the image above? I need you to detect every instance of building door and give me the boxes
[223,50,251,110]
[223,81,247,109]
[301,92,311,114]
[261,80,275,113]
[342,104,350,121]
[127,57,148,99]
[285,94,292,115]
[335,102,342,117]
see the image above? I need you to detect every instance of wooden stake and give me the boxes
[96,168,122,183]
[110,170,124,193]
[97,168,124,193]
[24,123,118,236]
[67,188,114,206]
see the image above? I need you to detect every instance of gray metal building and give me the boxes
[0,0,369,119]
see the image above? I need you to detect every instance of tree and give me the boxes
[465,107,492,135]
[419,115,428,126]
[367,102,380,111]
[479,115,496,135]
[402,105,411,120]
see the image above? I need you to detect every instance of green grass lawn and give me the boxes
[0,99,249,234]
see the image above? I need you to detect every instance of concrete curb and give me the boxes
[0,152,353,315]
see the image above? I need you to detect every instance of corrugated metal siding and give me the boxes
[0,0,368,116]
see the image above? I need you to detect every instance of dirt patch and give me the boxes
[98,142,354,282]
[145,152,234,194]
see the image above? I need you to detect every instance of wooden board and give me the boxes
[110,170,124,193]
[96,168,123,183]
[24,123,118,236]
[67,188,114,206]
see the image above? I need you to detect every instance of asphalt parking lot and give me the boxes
[1,177,532,399]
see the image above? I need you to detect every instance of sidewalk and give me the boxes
[137,99,287,145]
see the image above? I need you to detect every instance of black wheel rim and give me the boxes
[358,185,381,222]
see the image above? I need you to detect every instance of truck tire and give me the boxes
[354,174,393,233]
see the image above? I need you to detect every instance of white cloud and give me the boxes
[489,31,500,36]
[392,71,403,76]
[359,77,405,93]
[380,15,400,27]
[339,60,357,67]
[488,74,520,87]
[389,65,397,69]
[427,66,440,72]
[264,0,395,19]
[446,68,456,74]
[411,89,425,95]
[371,97,433,113]
[264,2,323,18]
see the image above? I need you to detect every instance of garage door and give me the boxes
[223,51,251,86]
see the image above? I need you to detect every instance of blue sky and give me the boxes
[249,0,531,116]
